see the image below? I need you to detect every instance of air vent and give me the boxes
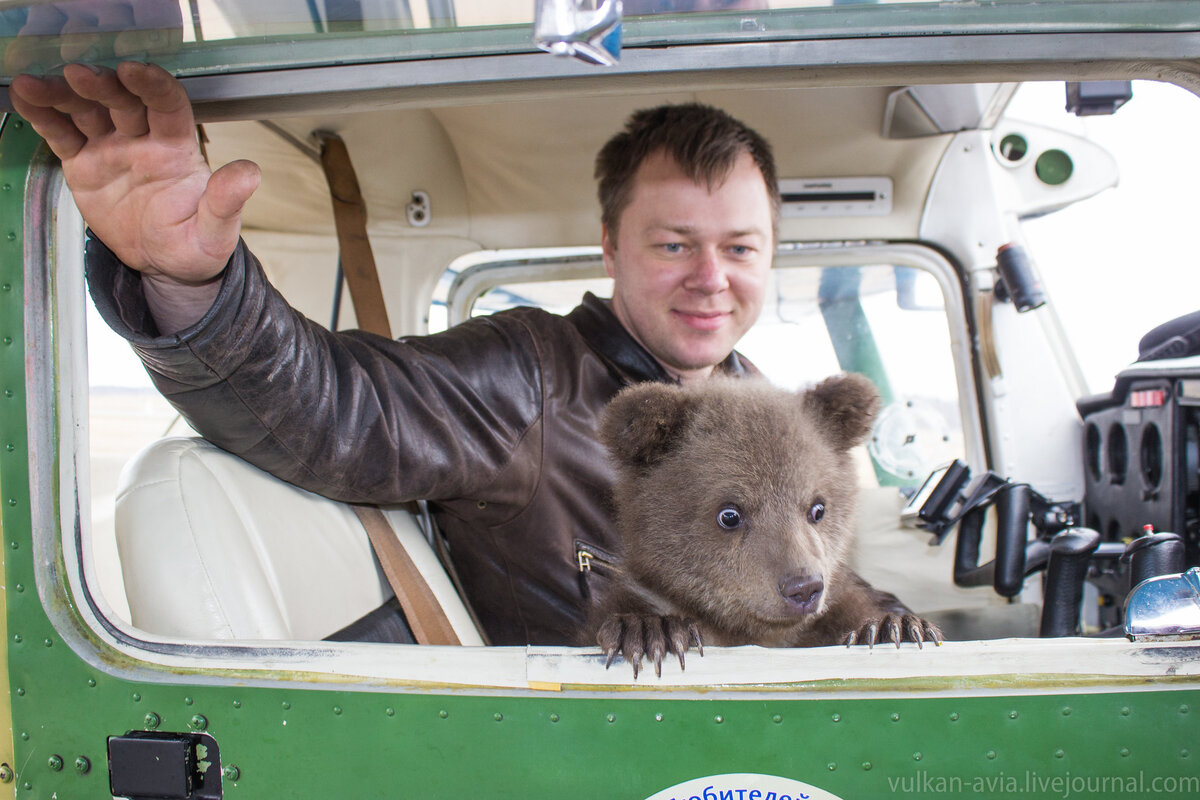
[779,177,893,218]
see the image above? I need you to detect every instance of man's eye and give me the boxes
[717,505,744,530]
[662,242,684,254]
[728,245,751,256]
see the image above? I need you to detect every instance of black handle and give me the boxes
[1039,528,1101,637]
[1125,532,1186,590]
[993,484,1031,598]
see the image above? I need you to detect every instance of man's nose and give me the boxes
[682,247,729,294]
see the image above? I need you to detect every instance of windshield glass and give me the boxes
[3,0,1197,81]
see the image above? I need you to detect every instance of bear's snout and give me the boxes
[780,573,824,616]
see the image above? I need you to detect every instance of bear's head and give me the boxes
[599,373,881,641]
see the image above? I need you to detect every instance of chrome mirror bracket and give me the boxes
[1124,567,1200,641]
[534,0,623,66]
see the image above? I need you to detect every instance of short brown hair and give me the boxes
[595,103,780,240]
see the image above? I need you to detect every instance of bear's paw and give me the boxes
[597,612,703,679]
[844,613,944,649]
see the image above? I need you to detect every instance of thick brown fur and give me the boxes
[586,374,941,677]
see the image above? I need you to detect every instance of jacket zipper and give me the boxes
[574,539,621,599]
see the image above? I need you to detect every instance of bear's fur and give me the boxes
[586,373,941,677]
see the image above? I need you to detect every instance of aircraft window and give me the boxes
[448,252,972,491]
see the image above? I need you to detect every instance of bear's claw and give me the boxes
[844,613,943,649]
[598,613,703,679]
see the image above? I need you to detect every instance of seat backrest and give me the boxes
[114,437,483,644]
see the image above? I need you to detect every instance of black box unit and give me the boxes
[1077,361,1200,562]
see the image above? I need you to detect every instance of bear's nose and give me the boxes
[780,573,824,615]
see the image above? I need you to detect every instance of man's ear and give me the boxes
[801,372,881,451]
[601,224,616,279]
[600,383,693,467]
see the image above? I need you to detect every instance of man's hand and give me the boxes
[9,61,260,291]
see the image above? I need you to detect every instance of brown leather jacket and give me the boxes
[87,237,755,645]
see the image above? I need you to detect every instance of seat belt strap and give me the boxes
[317,132,392,339]
[352,505,461,646]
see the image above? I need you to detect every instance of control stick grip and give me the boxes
[1039,528,1101,637]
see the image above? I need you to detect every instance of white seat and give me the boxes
[114,437,483,645]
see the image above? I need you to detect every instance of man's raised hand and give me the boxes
[9,62,260,288]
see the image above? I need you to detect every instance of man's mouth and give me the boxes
[673,309,730,331]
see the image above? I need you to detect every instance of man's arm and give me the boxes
[10,62,257,331]
[88,237,546,507]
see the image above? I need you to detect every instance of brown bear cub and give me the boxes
[587,373,942,678]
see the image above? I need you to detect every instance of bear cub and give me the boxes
[586,373,942,678]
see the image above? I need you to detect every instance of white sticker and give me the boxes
[644,772,846,800]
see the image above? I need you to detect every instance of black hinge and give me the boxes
[108,731,221,800]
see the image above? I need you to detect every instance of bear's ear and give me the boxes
[600,383,694,467]
[801,372,881,451]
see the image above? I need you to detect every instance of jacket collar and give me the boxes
[566,292,752,385]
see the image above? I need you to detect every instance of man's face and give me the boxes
[603,150,774,383]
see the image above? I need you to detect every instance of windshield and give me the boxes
[3,0,1198,81]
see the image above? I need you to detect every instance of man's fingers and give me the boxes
[64,64,149,137]
[196,160,261,260]
[9,75,88,159]
[116,61,197,141]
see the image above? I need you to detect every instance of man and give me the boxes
[11,64,902,647]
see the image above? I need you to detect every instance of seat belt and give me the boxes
[317,130,463,645]
[317,131,392,339]
[353,506,461,646]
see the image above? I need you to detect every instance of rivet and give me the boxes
[281,701,291,710]
[232,700,241,709]
[606,713,616,723]
[1009,710,1018,719]
[12,584,20,593]
[0,764,10,783]
[6,443,14,451]
[184,697,193,706]
[714,715,724,724]
[438,710,448,719]
[861,761,872,771]
[385,707,394,717]
[14,121,23,129]
[332,706,342,716]
[493,713,503,722]
[3,337,11,345]
[5,233,13,243]
[15,688,23,696]
[1120,748,1130,758]
[2,184,10,192]
[913,752,923,761]
[831,713,841,723]
[891,712,900,722]
[1121,706,1131,716]
[1062,707,1072,716]
[949,712,960,722]
[1054,749,1065,759]
[551,713,561,723]
[827,763,837,772]
[87,678,96,688]
[986,750,997,760]
[189,714,207,731]
[1180,704,1190,715]
[20,732,28,741]
[144,712,160,729]
[131,692,141,702]
[47,755,63,772]
[223,765,240,782]
[772,714,782,724]
[11,635,20,644]
[5,390,13,398]
[74,756,90,775]
[1181,748,1190,759]
[1,283,10,291]
[21,782,30,791]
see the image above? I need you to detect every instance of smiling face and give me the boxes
[602,149,774,383]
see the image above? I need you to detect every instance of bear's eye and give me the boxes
[808,502,826,523]
[716,506,744,530]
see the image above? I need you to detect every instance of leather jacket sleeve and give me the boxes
[86,236,544,506]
